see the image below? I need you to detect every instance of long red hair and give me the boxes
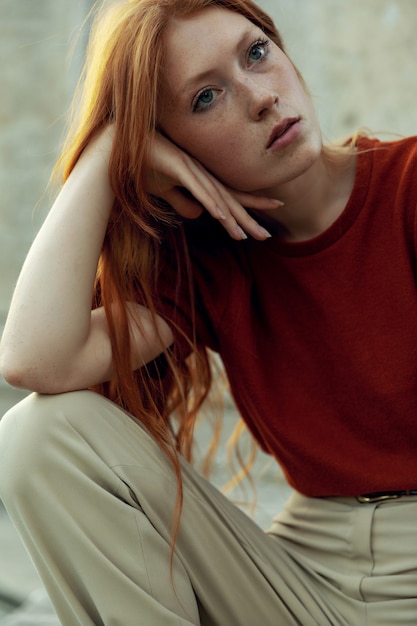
[54,0,287,525]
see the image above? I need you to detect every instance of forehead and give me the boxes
[162,7,257,88]
[164,6,253,46]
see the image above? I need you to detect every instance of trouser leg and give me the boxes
[0,391,200,625]
[0,391,331,626]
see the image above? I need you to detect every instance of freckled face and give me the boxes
[158,7,323,194]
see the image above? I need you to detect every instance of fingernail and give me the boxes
[237,226,248,240]
[216,206,227,220]
[258,226,272,238]
[270,199,284,206]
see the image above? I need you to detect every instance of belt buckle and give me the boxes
[356,493,401,504]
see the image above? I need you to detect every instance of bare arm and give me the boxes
[0,129,173,393]
[0,128,277,394]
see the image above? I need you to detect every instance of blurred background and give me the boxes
[1,0,416,622]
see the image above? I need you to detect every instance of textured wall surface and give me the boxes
[1,0,417,411]
[261,0,417,140]
[0,0,93,411]
[1,0,93,303]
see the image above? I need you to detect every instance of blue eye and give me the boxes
[248,39,269,63]
[193,88,216,112]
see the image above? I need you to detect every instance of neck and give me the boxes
[254,147,357,242]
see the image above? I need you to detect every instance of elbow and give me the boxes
[2,367,70,395]
[0,347,24,389]
[1,365,32,392]
[0,350,63,395]
[1,359,43,393]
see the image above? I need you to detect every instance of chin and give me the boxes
[283,141,323,179]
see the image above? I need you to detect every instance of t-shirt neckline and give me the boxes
[267,136,377,258]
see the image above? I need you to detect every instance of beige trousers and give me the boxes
[0,390,416,626]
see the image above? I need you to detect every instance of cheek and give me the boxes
[194,133,238,166]
[162,111,260,188]
[180,120,266,190]
[193,138,249,186]
[175,122,240,171]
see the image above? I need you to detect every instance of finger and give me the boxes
[176,159,271,240]
[182,159,280,240]
[173,160,251,240]
[183,163,270,240]
[212,182,274,241]
[232,191,284,211]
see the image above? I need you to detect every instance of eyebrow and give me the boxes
[177,25,259,96]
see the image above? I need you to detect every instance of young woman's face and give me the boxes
[158,7,323,194]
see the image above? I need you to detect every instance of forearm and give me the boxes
[43,305,174,393]
[0,133,115,392]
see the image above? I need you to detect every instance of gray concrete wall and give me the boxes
[0,0,93,412]
[261,0,417,139]
[1,0,417,413]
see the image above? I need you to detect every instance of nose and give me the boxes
[240,75,279,120]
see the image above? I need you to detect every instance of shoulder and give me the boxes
[356,134,417,197]
[357,134,417,166]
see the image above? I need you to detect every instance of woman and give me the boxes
[1,0,417,624]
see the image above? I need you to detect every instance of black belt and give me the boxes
[357,490,417,503]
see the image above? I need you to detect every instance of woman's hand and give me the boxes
[145,132,282,240]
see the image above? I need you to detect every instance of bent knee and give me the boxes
[0,391,92,507]
[0,390,175,518]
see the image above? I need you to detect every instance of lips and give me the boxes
[267,118,300,149]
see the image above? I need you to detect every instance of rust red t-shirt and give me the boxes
[155,135,417,497]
